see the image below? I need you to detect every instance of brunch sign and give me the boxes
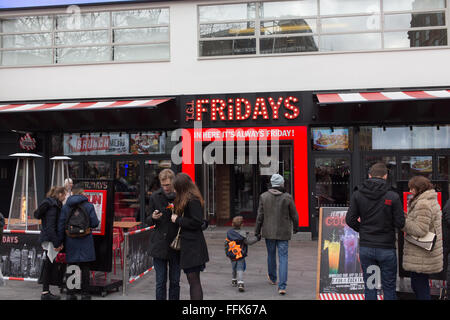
[185,96,300,122]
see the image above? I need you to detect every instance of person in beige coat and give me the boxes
[402,176,443,300]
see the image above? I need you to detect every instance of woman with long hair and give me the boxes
[170,173,209,300]
[36,186,66,300]
[402,176,443,300]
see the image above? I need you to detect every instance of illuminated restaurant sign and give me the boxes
[0,0,144,9]
[185,96,300,122]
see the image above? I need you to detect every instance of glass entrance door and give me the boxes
[114,160,140,221]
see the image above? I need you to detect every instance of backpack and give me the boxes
[225,238,244,261]
[65,204,91,238]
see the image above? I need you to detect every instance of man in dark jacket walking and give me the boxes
[346,162,405,300]
[145,169,180,300]
[255,174,299,295]
[57,184,99,300]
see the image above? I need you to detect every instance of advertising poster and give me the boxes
[84,189,107,236]
[0,232,44,280]
[130,132,165,154]
[63,133,129,155]
[316,207,366,299]
[312,128,349,151]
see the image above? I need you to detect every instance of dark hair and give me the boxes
[46,186,66,198]
[71,183,85,195]
[173,173,204,215]
[369,162,388,178]
[408,176,434,204]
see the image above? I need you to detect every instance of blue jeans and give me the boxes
[410,272,431,300]
[359,246,397,300]
[265,239,289,290]
[153,256,181,300]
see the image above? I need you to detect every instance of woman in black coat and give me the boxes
[36,186,66,300]
[443,199,450,299]
[171,173,209,300]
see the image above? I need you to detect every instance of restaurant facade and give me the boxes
[0,0,450,239]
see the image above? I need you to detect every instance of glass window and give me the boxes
[55,30,109,46]
[199,3,256,22]
[314,157,351,207]
[56,12,110,30]
[200,39,256,56]
[383,0,446,12]
[200,22,255,38]
[320,33,381,51]
[130,132,166,154]
[260,35,319,53]
[261,19,317,35]
[68,161,81,179]
[84,161,111,179]
[321,15,380,33]
[360,126,450,150]
[384,12,446,29]
[114,160,140,221]
[260,0,318,18]
[1,16,52,33]
[401,156,433,180]
[1,49,53,66]
[312,128,352,151]
[57,46,112,64]
[114,43,169,61]
[320,0,380,15]
[112,8,170,27]
[2,33,52,49]
[114,27,169,43]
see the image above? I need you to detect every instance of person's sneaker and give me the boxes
[231,279,238,287]
[41,292,61,300]
[278,289,286,295]
[267,274,277,285]
[66,294,78,300]
[81,294,92,300]
[238,283,245,292]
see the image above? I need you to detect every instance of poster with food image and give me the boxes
[130,132,165,154]
[313,129,349,150]
[410,157,432,173]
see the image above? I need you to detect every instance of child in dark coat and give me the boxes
[225,216,259,292]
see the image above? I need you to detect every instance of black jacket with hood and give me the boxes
[346,178,405,249]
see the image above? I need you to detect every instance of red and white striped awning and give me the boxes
[316,89,450,104]
[0,98,173,113]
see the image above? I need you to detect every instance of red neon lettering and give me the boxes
[268,97,283,120]
[195,99,209,121]
[252,97,270,120]
[210,99,226,121]
[235,98,252,121]
[283,96,300,120]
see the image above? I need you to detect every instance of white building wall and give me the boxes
[0,0,449,102]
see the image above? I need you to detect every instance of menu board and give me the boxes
[312,128,349,151]
[316,207,367,299]
[63,133,129,155]
[84,190,107,236]
[409,156,432,174]
[130,132,165,154]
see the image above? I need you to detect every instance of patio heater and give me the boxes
[50,156,71,187]
[6,153,42,231]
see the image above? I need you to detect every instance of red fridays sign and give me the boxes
[185,96,300,122]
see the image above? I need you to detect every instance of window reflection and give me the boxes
[365,156,397,189]
[314,158,351,207]
[320,33,381,51]
[260,0,317,18]
[321,15,380,33]
[261,36,318,53]
[114,161,140,221]
[57,46,111,64]
[200,39,256,56]
[384,12,446,30]
[84,161,111,179]
[401,156,433,180]
[261,19,316,35]
[320,0,380,15]
[438,156,450,199]
[199,3,256,22]
[200,22,255,38]
[383,0,446,12]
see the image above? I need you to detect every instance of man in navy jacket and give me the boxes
[346,163,405,300]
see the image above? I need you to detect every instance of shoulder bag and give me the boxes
[405,231,437,251]
[169,212,183,251]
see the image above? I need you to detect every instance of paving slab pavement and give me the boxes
[0,228,318,300]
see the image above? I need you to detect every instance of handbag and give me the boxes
[169,212,183,251]
[170,227,181,251]
[404,231,437,251]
